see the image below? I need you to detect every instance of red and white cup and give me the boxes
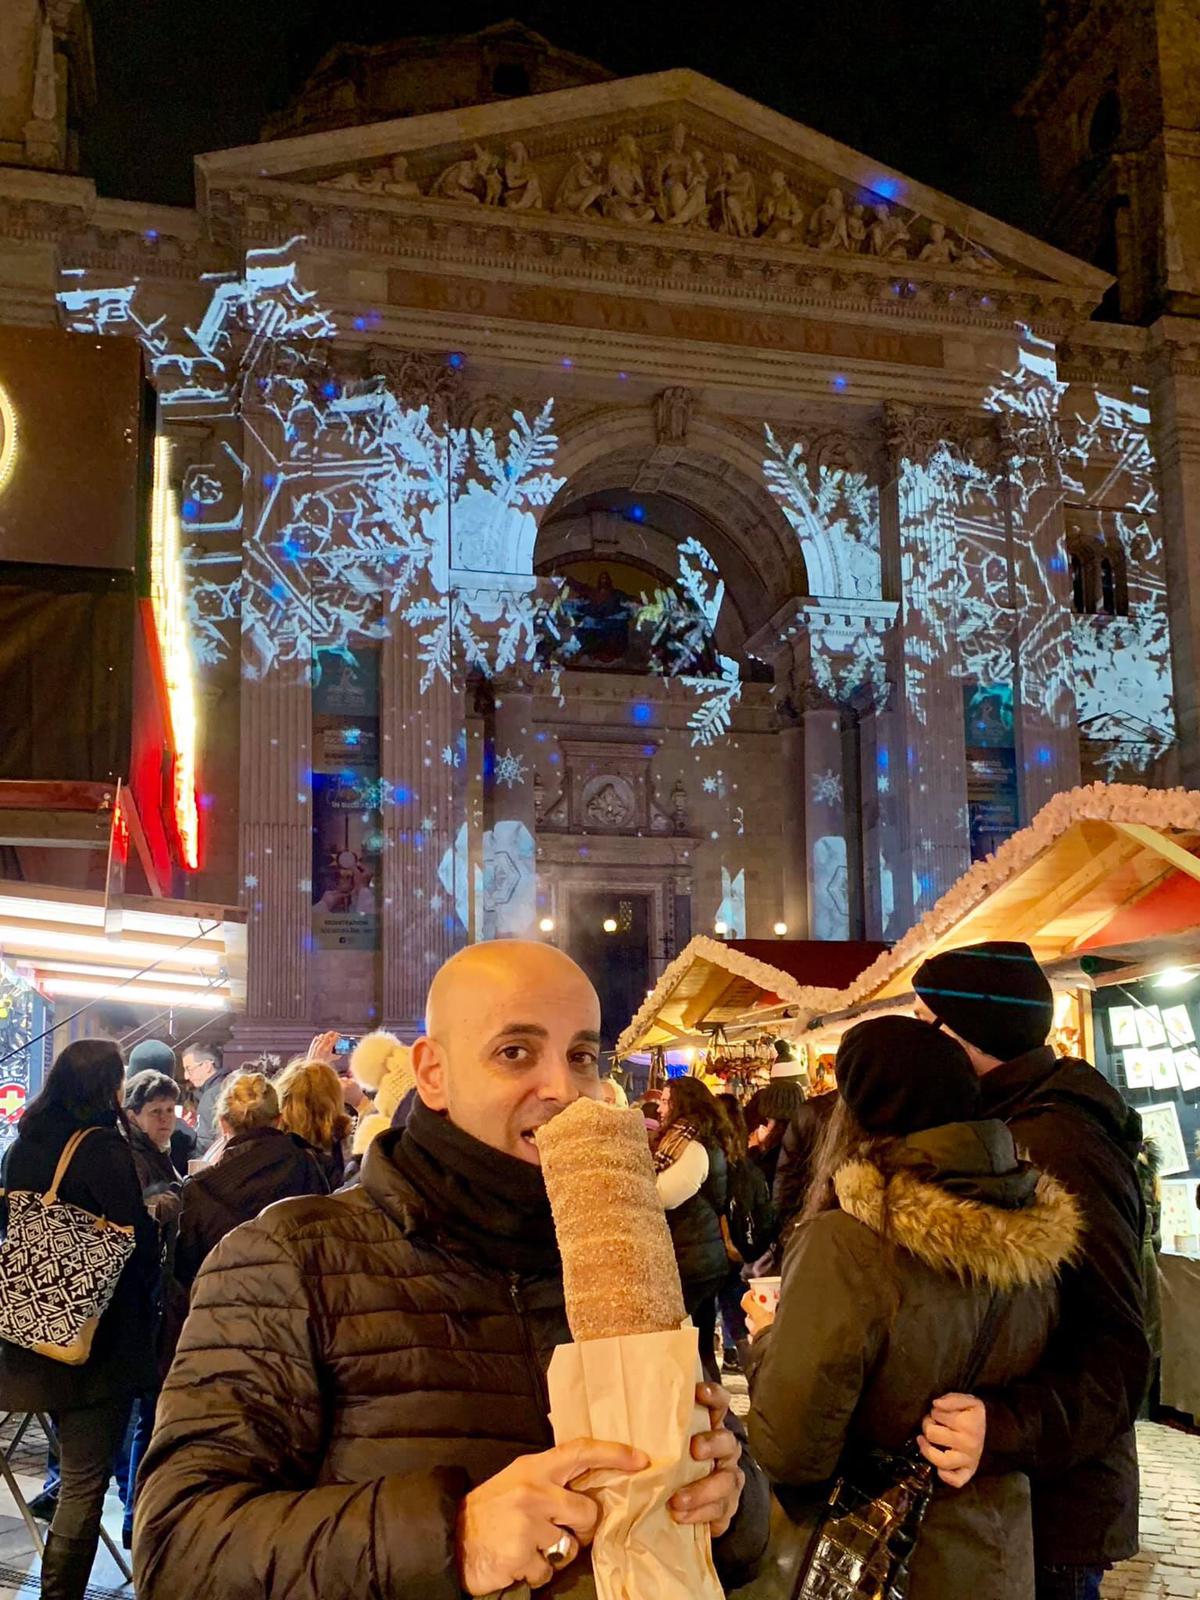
[748,1276,781,1314]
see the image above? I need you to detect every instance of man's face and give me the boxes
[182,1051,215,1090]
[131,1096,176,1152]
[414,947,603,1165]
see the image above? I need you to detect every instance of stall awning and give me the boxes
[821,784,1200,1021]
[0,882,247,1012]
[617,935,887,1057]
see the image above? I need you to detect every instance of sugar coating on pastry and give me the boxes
[537,1097,686,1341]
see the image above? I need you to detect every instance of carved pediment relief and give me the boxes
[204,71,1107,296]
[310,119,1019,278]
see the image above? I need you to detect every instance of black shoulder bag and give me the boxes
[791,1291,1007,1600]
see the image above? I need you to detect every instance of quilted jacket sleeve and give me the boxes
[133,1217,468,1600]
[744,1212,889,1487]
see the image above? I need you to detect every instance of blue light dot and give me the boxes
[181,498,199,520]
[1037,747,1052,766]
[831,373,847,392]
[631,703,653,726]
[353,316,367,332]
[562,357,574,369]
[321,381,339,398]
[263,472,277,488]
[872,176,903,201]
[629,504,646,522]
[144,228,159,242]
[878,747,890,770]
[618,371,629,380]
[447,352,464,369]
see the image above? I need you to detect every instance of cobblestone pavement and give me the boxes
[1106,1423,1200,1599]
[0,1408,1196,1596]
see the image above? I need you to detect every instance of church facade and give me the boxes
[0,9,1194,1047]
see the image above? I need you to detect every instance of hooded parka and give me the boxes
[133,1100,769,1600]
[746,1120,1081,1600]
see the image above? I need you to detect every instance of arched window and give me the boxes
[1065,513,1129,617]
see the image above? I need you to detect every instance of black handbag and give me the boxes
[791,1292,1007,1600]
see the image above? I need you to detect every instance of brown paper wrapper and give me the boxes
[548,1327,723,1600]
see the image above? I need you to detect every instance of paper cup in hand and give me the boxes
[749,1275,781,1313]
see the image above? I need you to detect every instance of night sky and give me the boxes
[86,0,1048,234]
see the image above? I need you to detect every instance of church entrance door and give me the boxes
[568,891,651,1053]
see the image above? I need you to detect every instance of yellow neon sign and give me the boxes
[149,435,200,870]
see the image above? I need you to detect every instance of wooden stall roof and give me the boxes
[818,784,1200,1024]
[617,935,886,1057]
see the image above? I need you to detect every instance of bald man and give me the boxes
[133,941,768,1600]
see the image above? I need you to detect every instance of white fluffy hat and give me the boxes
[350,1031,416,1157]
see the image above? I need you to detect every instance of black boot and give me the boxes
[39,1530,98,1600]
[26,1490,58,1523]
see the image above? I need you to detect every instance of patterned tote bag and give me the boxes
[0,1127,136,1365]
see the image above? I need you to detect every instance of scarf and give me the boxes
[653,1120,699,1174]
[391,1099,562,1278]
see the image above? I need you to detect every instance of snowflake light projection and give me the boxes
[812,769,844,806]
[633,539,743,746]
[494,748,528,789]
[763,427,882,600]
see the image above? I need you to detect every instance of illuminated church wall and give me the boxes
[16,91,1175,1045]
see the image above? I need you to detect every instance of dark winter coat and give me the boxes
[170,1117,197,1178]
[0,1105,160,1411]
[975,1047,1149,1566]
[129,1123,181,1199]
[771,1092,836,1237]
[193,1066,237,1155]
[174,1125,329,1289]
[746,1120,1082,1600]
[134,1102,769,1600]
[664,1138,730,1304]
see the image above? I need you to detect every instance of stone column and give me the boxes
[775,716,809,939]
[1151,329,1200,785]
[802,698,850,941]
[486,673,538,939]
[235,413,313,1036]
[1001,421,1081,817]
[882,405,971,914]
[379,601,461,1036]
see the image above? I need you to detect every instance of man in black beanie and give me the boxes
[914,941,1147,1600]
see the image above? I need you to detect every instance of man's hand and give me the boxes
[668,1382,745,1538]
[919,1392,987,1488]
[456,1437,647,1595]
[741,1288,775,1342]
[307,1030,339,1063]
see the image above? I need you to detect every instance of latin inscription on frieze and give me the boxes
[385,269,944,369]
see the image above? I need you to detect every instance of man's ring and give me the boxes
[544,1533,577,1568]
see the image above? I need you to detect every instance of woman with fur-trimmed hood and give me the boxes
[744,1016,1082,1599]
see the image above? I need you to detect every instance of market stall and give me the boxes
[616,934,886,1093]
[0,880,247,1150]
[803,782,1200,1420]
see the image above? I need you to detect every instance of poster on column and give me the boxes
[312,648,382,953]
[963,685,1018,863]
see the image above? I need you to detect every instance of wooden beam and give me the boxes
[1108,823,1200,884]
[680,966,742,1030]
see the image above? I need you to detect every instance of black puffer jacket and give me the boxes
[135,1102,768,1600]
[975,1047,1149,1565]
[664,1138,730,1301]
[174,1125,328,1289]
[0,1105,160,1410]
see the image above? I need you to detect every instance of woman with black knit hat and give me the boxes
[744,1015,1082,1599]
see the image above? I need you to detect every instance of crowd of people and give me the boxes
[0,935,1153,1600]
